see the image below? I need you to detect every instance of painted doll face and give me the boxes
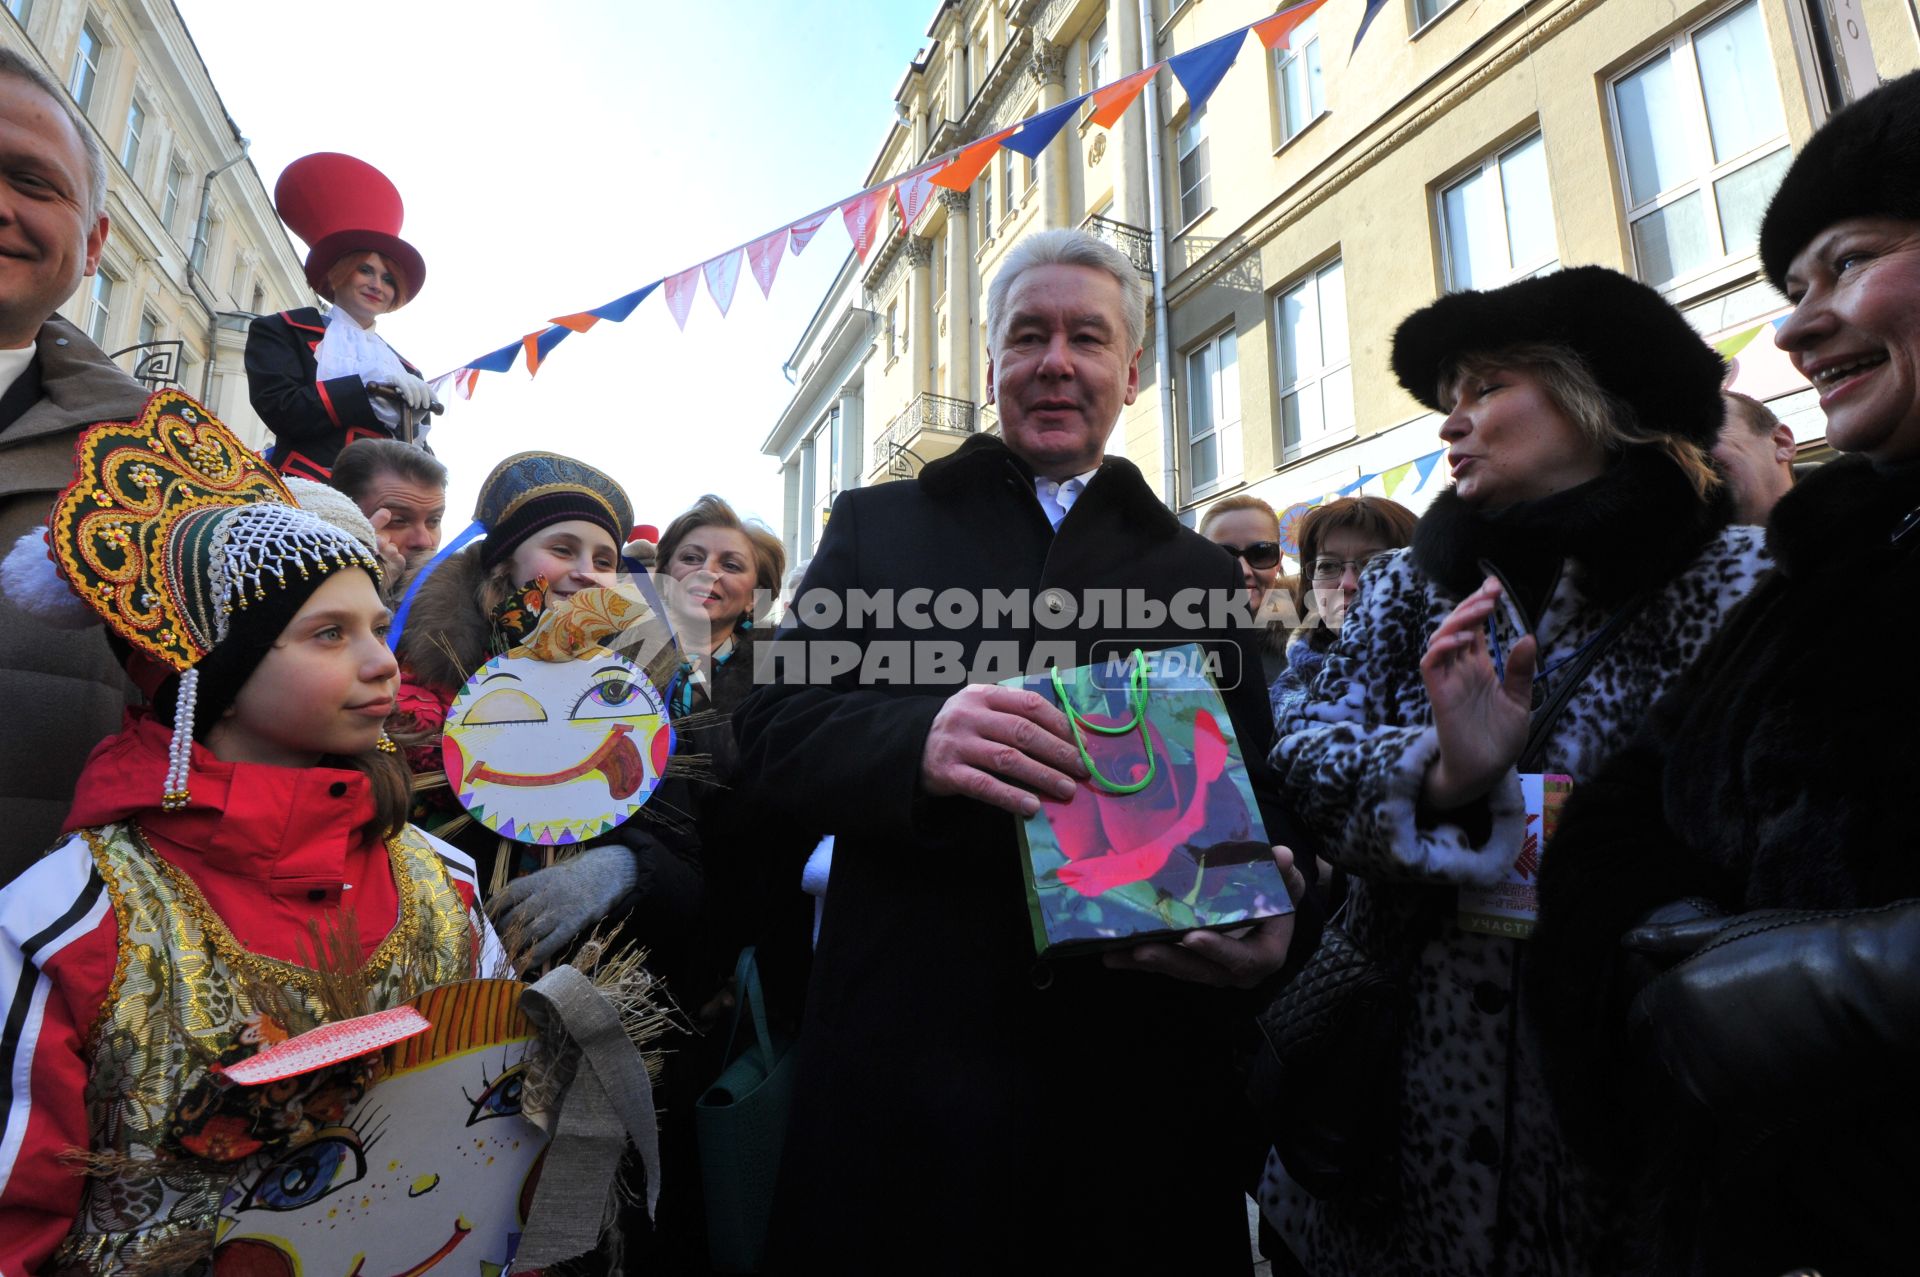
[211,980,548,1277]
[442,644,671,845]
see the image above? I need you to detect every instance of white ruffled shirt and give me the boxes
[314,306,411,432]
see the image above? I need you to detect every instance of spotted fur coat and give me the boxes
[1259,450,1769,1277]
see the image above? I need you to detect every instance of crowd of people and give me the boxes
[0,38,1914,1275]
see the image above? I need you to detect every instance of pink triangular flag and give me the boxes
[746,228,787,298]
[843,184,892,261]
[703,250,742,317]
[896,167,937,228]
[663,265,700,330]
[789,209,830,256]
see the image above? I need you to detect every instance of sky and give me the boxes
[173,0,937,534]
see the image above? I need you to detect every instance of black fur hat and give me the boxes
[1759,71,1920,292]
[1391,265,1727,448]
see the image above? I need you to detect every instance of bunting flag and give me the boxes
[931,126,1016,191]
[788,208,831,255]
[1381,460,1414,497]
[1254,0,1329,50]
[704,249,743,317]
[1088,65,1158,129]
[1352,0,1392,54]
[429,1,1431,392]
[1167,27,1248,112]
[1714,323,1767,359]
[522,325,572,377]
[746,227,787,298]
[894,167,938,228]
[663,266,700,331]
[842,183,892,260]
[1413,448,1444,489]
[1001,94,1091,157]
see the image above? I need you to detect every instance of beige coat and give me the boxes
[0,318,150,883]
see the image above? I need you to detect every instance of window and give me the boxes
[229,261,248,306]
[1274,16,1325,143]
[1001,151,1015,218]
[121,98,144,172]
[1022,152,1034,193]
[85,268,114,345]
[931,229,945,297]
[1414,0,1462,27]
[161,156,184,230]
[251,282,265,314]
[886,302,899,360]
[70,20,102,112]
[899,281,910,347]
[1275,258,1354,455]
[136,309,157,346]
[1610,1,1790,287]
[1176,110,1210,227]
[1438,132,1557,291]
[1087,20,1111,91]
[811,408,840,531]
[1185,330,1240,493]
[978,169,993,242]
[7,2,33,27]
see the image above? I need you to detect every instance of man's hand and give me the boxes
[1102,845,1308,988]
[367,507,407,578]
[918,684,1087,817]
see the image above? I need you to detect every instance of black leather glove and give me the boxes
[1627,899,1920,1126]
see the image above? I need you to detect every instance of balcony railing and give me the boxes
[1082,214,1153,275]
[871,391,979,475]
[110,339,186,389]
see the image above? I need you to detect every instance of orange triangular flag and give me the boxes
[1253,0,1329,50]
[1088,66,1158,130]
[549,312,601,334]
[931,127,1016,191]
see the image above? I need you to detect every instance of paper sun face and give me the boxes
[210,980,549,1277]
[442,645,671,845]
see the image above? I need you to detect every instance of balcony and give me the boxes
[869,391,980,481]
[1082,214,1153,276]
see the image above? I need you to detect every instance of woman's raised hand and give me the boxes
[1419,576,1534,810]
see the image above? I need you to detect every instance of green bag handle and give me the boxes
[719,945,778,1076]
[1050,648,1158,795]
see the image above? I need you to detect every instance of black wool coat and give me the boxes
[244,307,421,480]
[1532,453,1920,1274]
[735,432,1310,1274]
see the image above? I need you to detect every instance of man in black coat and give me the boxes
[736,229,1310,1272]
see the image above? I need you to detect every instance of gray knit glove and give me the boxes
[487,843,638,967]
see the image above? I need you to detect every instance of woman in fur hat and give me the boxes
[390,452,700,981]
[1256,266,1769,1276]
[0,395,497,1274]
[1531,70,1920,1275]
[245,154,434,482]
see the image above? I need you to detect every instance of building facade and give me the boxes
[3,0,311,449]
[767,0,1917,555]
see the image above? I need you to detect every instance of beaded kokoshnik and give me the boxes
[45,390,382,808]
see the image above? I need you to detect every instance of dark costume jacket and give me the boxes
[0,318,150,881]
[734,433,1309,1273]
[244,307,421,480]
[1532,453,1920,1275]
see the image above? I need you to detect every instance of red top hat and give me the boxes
[273,152,427,304]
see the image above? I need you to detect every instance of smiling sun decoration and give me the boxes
[442,588,672,845]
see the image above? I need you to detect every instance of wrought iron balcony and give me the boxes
[110,339,186,389]
[871,391,979,476]
[1081,214,1153,275]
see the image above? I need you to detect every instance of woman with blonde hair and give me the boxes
[1270,495,1417,725]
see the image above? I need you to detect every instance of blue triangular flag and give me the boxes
[590,281,660,323]
[1412,449,1444,489]
[1352,0,1391,54]
[1166,27,1247,113]
[465,339,524,374]
[1001,94,1091,158]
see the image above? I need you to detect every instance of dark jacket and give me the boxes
[1532,453,1920,1275]
[734,433,1307,1273]
[0,318,150,883]
[244,307,420,480]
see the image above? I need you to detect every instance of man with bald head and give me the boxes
[0,50,152,881]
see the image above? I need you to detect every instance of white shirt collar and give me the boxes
[0,344,35,404]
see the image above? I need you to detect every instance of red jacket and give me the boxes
[0,712,489,1274]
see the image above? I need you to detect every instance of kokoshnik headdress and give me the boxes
[19,390,381,807]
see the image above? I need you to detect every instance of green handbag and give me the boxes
[695,946,797,1273]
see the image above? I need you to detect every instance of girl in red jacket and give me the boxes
[0,392,496,1275]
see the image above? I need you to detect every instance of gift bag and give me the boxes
[1005,643,1290,955]
[695,946,796,1272]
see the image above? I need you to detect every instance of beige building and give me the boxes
[768,0,1917,554]
[3,0,311,450]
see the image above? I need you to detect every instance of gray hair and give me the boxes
[0,48,107,221]
[986,228,1148,357]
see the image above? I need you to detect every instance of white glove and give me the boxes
[486,843,638,967]
[391,372,433,412]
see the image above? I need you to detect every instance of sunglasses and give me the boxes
[1218,541,1281,570]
